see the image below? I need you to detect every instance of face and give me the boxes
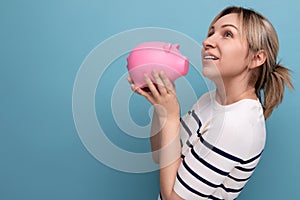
[201,13,250,82]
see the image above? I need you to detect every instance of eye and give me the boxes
[207,27,215,37]
[224,31,233,38]
[207,31,214,37]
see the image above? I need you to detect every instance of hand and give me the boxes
[127,70,180,120]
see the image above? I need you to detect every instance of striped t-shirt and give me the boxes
[158,91,266,200]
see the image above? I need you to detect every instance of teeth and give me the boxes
[204,55,218,60]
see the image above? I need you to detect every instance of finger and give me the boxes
[127,76,134,84]
[159,71,175,93]
[128,77,145,95]
[129,82,143,94]
[130,83,156,103]
[130,83,138,92]
[144,74,160,98]
[130,83,145,95]
[152,70,167,95]
[136,87,157,105]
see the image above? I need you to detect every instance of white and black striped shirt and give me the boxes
[158,91,266,200]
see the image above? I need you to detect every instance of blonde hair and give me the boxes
[210,6,294,119]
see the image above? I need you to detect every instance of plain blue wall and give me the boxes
[1,0,299,199]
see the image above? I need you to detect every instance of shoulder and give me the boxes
[205,99,266,159]
[181,91,213,123]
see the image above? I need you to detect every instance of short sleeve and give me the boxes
[180,93,212,157]
[180,109,200,157]
[174,110,261,199]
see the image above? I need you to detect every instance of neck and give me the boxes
[215,78,257,105]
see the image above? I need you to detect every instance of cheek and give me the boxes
[218,46,249,77]
[222,45,248,67]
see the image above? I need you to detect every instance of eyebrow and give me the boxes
[221,24,239,30]
[210,24,239,31]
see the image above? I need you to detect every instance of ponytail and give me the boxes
[262,64,294,119]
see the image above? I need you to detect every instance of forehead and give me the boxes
[211,13,240,29]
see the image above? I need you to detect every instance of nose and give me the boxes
[202,36,216,50]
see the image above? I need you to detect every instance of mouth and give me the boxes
[203,55,219,60]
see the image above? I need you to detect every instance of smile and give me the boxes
[204,55,219,60]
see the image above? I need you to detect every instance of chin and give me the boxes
[202,62,222,82]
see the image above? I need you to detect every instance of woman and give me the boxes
[128,6,293,200]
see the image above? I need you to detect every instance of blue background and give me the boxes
[1,0,299,199]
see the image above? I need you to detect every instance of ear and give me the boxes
[249,50,267,69]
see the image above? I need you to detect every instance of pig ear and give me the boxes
[163,43,172,53]
[173,44,180,50]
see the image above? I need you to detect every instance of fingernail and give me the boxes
[144,73,150,81]
[152,71,158,77]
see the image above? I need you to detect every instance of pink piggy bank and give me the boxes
[127,41,189,89]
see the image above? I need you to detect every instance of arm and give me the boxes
[129,71,184,200]
[150,107,162,163]
[150,104,180,165]
[158,116,183,200]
